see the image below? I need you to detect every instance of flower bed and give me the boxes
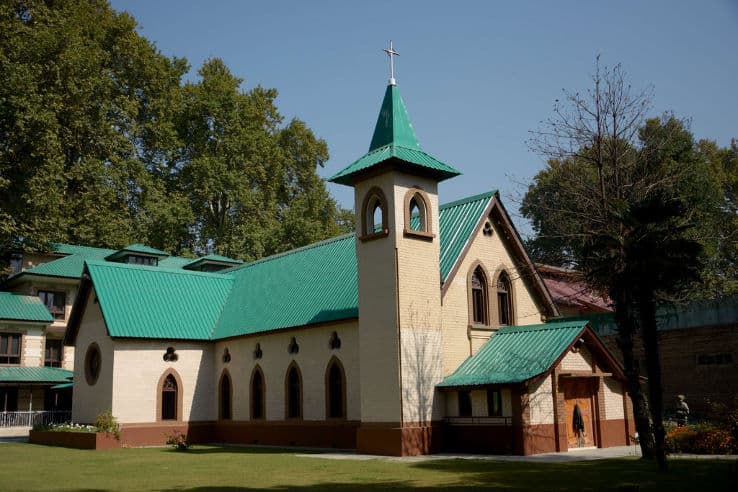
[29,412,121,450]
[665,424,736,455]
[29,429,120,450]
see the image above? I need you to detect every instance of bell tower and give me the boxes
[329,42,461,455]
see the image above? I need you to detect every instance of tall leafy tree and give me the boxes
[177,58,340,260]
[0,0,187,261]
[523,59,724,469]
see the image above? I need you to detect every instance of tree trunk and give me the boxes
[638,290,668,471]
[612,287,655,459]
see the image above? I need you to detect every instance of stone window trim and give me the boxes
[0,331,22,365]
[466,261,491,329]
[218,368,233,421]
[84,342,101,385]
[403,188,434,240]
[359,186,389,241]
[250,365,266,420]
[324,356,347,420]
[156,368,183,422]
[284,361,303,420]
[494,268,515,326]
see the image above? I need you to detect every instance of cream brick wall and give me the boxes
[400,328,443,422]
[355,173,402,423]
[560,347,593,372]
[62,346,75,371]
[603,378,625,420]
[72,289,114,423]
[441,211,545,376]
[111,340,213,423]
[213,321,359,421]
[22,328,43,367]
[0,322,45,367]
[528,375,555,425]
[354,172,444,424]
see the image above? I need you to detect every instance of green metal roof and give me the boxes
[439,191,496,280]
[14,244,215,280]
[86,261,234,340]
[437,320,589,388]
[0,366,73,384]
[369,84,421,151]
[0,292,54,322]
[83,191,497,341]
[329,84,462,186]
[50,382,73,390]
[184,254,243,270]
[105,243,169,261]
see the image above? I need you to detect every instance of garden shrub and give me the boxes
[666,423,735,454]
[94,410,120,440]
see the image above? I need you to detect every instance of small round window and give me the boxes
[84,343,101,386]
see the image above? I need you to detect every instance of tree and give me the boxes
[524,58,713,469]
[176,58,341,260]
[0,0,187,262]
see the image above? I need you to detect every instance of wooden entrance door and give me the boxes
[563,379,595,448]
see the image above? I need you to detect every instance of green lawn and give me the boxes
[0,443,734,491]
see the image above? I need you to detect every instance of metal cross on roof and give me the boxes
[383,40,399,85]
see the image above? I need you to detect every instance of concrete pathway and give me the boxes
[298,445,737,463]
[0,427,29,438]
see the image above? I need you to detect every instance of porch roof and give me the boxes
[0,367,73,384]
[437,320,589,388]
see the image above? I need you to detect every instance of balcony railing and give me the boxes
[0,411,71,428]
[443,416,513,426]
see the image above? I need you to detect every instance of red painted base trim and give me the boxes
[599,419,629,447]
[356,424,440,456]
[213,420,359,449]
[120,422,215,447]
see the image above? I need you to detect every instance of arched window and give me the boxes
[404,188,432,237]
[219,370,232,420]
[250,366,265,420]
[497,272,513,325]
[161,374,178,421]
[325,358,346,419]
[360,187,388,239]
[285,363,302,419]
[470,266,489,325]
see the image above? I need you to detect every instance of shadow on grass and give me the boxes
[175,445,322,455]
[408,458,735,492]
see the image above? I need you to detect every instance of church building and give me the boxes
[66,62,634,456]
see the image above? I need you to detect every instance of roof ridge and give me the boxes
[500,320,588,333]
[227,233,355,273]
[85,259,234,279]
[439,190,497,210]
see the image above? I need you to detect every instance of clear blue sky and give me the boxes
[111,0,738,235]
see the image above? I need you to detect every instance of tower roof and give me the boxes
[329,83,462,186]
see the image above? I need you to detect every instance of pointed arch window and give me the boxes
[404,188,433,239]
[470,266,489,325]
[250,366,265,420]
[285,363,302,419]
[360,187,388,240]
[497,272,513,326]
[325,358,346,419]
[161,374,178,421]
[219,370,232,420]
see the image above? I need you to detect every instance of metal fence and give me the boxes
[0,411,71,428]
[442,416,513,426]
